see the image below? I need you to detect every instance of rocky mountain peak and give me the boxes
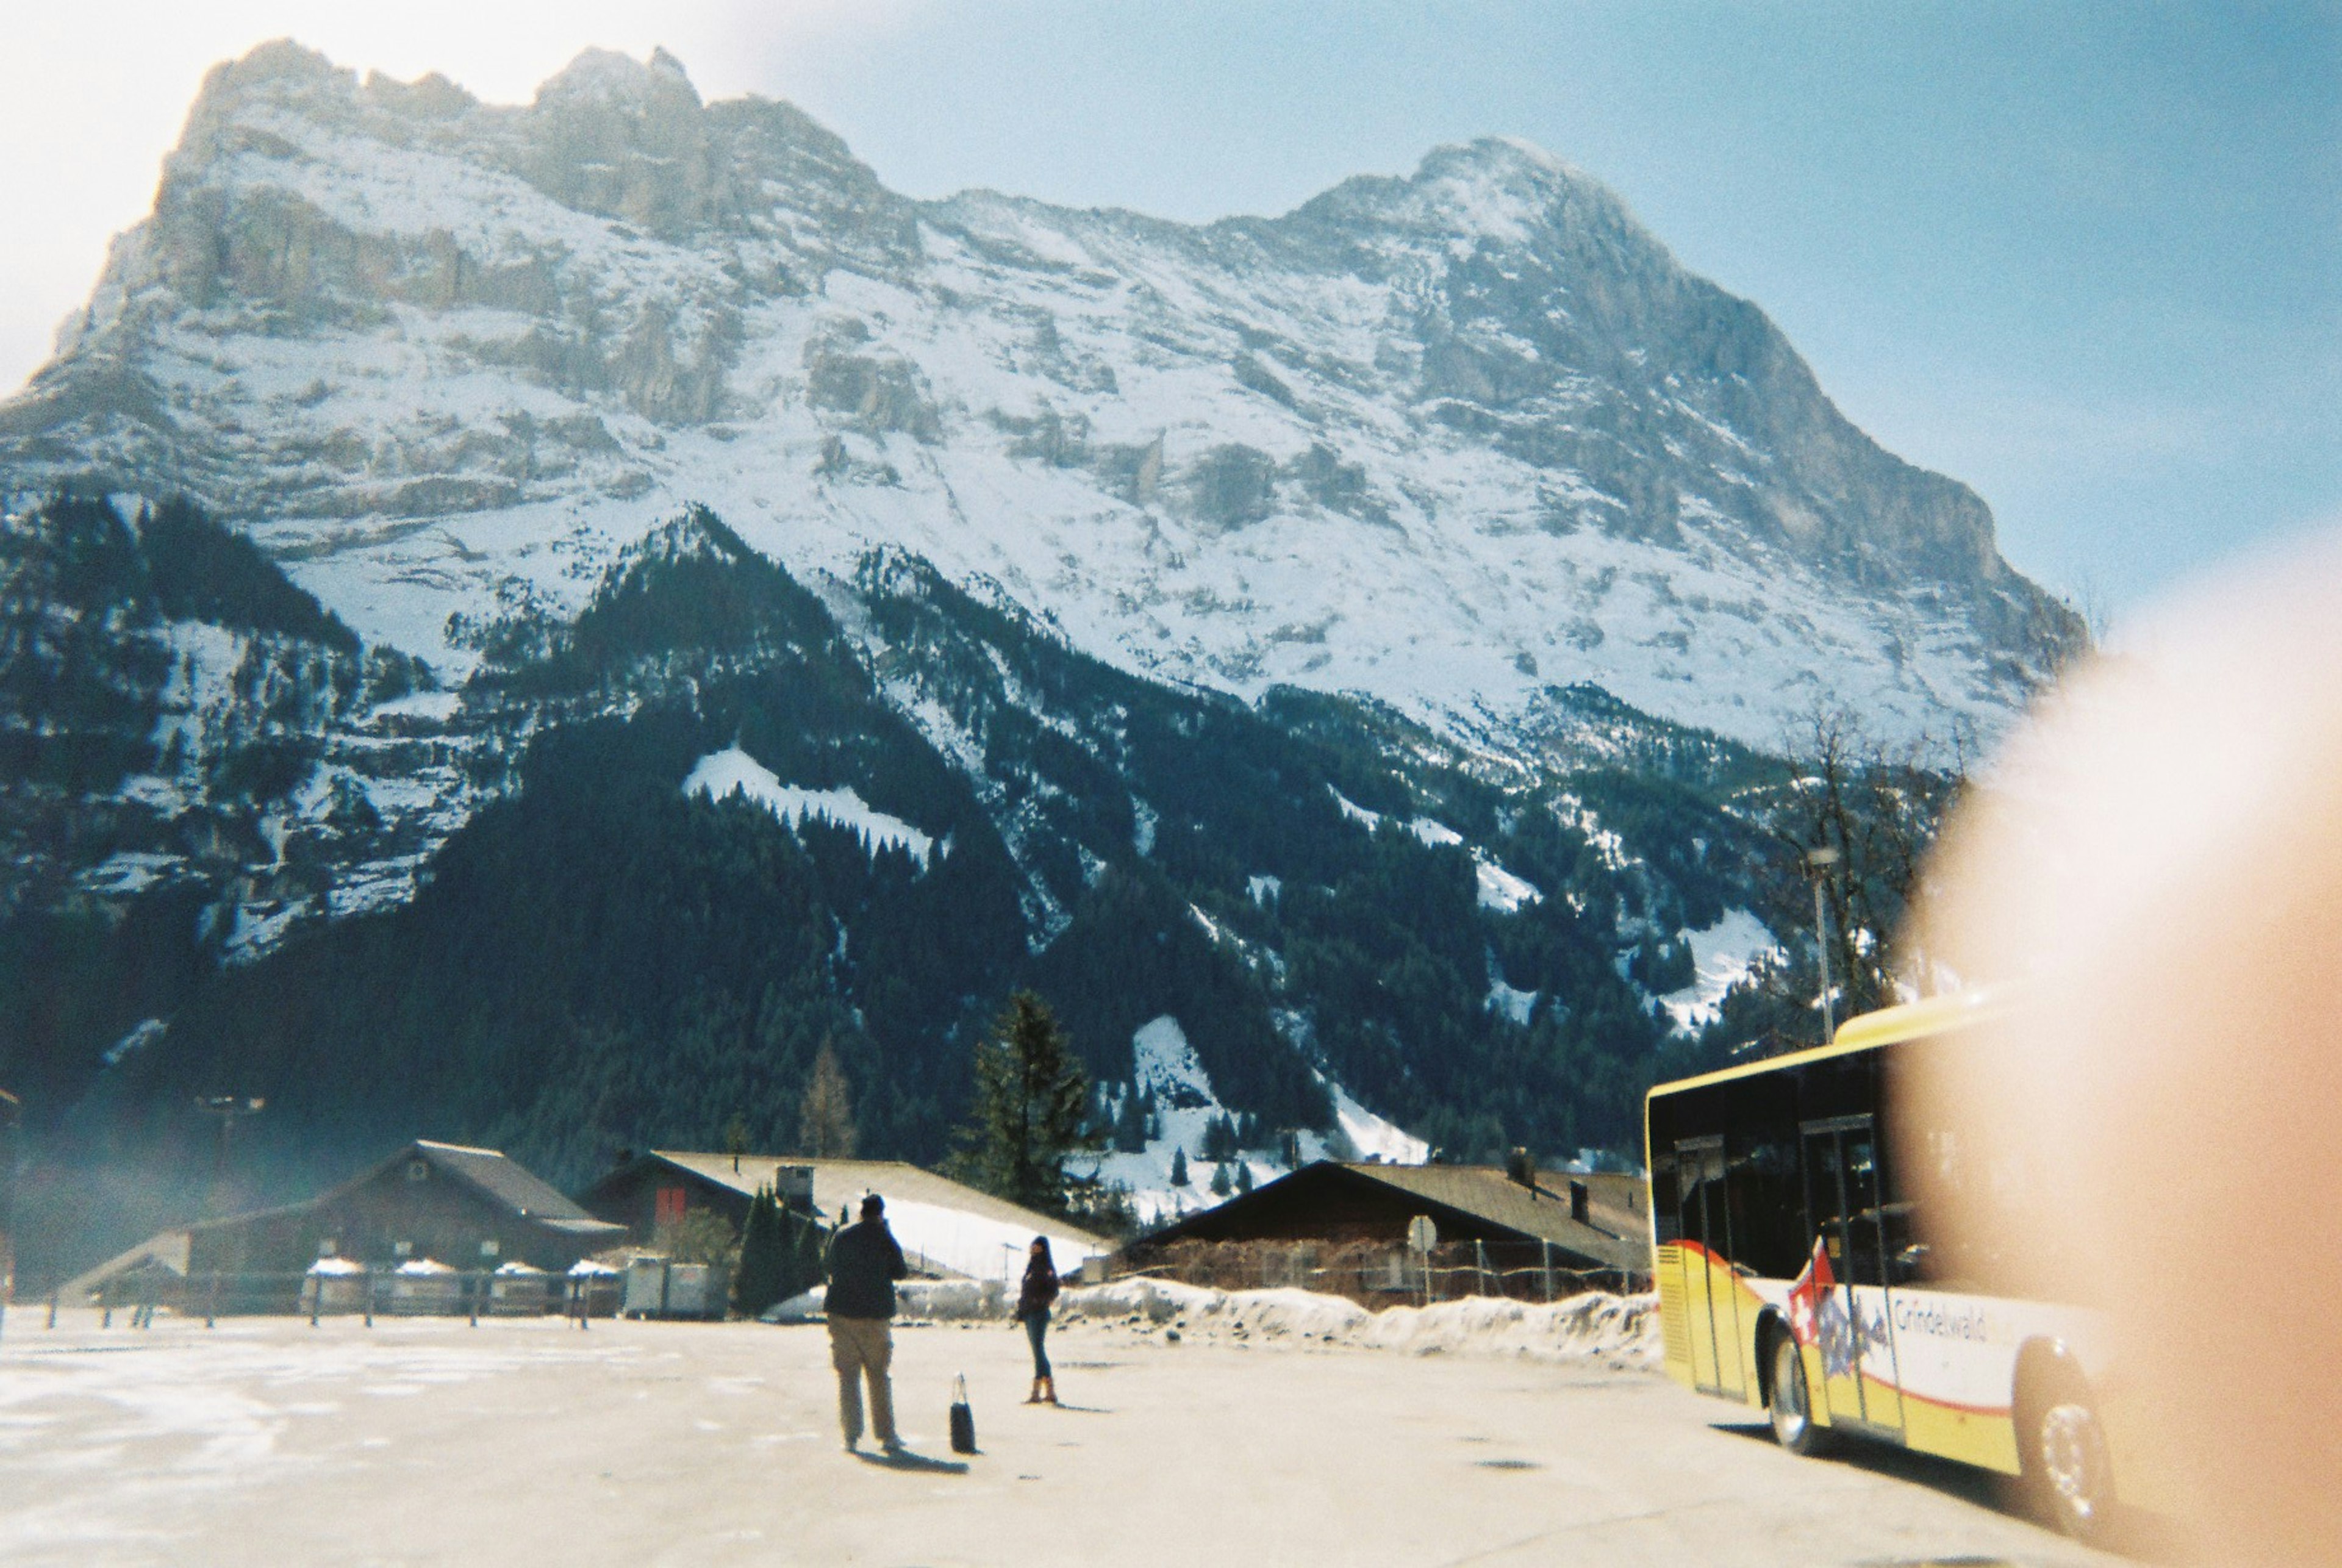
[535,45,701,109]
[1,42,2080,756]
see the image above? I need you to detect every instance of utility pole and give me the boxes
[193,1096,265,1219]
[1805,845,1841,1046]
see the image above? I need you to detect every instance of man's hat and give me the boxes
[859,1192,885,1218]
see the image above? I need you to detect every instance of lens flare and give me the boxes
[1911,529,2342,1563]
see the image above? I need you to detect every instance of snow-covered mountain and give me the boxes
[1,41,2078,757]
[0,43,2069,1284]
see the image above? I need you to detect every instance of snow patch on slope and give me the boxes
[1473,857,1540,912]
[1323,1075,1431,1165]
[1656,908,1780,1032]
[1328,789,1539,912]
[682,747,934,866]
[1486,976,1538,1026]
[1086,1015,1427,1228]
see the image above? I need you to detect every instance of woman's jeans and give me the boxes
[1024,1312,1051,1379]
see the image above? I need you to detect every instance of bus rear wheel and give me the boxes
[1769,1333,1832,1456]
[2023,1385,2113,1542]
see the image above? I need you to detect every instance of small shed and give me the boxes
[621,1257,726,1320]
[387,1258,462,1315]
[566,1258,624,1318]
[487,1261,552,1315]
[301,1256,368,1314]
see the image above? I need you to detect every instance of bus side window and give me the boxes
[1725,1070,1804,1278]
[1880,1136,1925,1286]
[1841,1131,1887,1287]
[1651,1148,1681,1245]
[1727,1135,1805,1278]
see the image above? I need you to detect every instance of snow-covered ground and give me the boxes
[0,1309,2116,1567]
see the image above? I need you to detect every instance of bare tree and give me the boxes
[797,1041,858,1159]
[1772,704,1969,1026]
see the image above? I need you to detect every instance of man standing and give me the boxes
[825,1192,909,1453]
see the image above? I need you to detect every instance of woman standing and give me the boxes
[1016,1235,1061,1405]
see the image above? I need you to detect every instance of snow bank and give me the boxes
[761,1279,1015,1325]
[761,1275,1655,1367]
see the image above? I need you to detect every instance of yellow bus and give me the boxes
[1645,994,2121,1541]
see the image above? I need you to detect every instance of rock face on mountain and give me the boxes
[1,41,2077,753]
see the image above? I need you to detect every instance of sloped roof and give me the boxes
[57,1228,193,1298]
[1333,1165,1648,1271]
[620,1152,1107,1280]
[403,1140,609,1225]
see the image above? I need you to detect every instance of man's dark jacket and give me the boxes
[825,1219,909,1319]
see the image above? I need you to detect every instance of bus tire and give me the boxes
[2018,1365,2113,1542]
[1768,1330,1832,1456]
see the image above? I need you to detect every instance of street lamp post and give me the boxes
[193,1095,265,1219]
[1805,845,1841,1047]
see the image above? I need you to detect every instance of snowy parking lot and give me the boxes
[0,1303,2125,1567]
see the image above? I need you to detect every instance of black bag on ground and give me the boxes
[949,1374,977,1454]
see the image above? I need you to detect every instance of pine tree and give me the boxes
[798,1041,858,1158]
[947,990,1095,1215]
[1114,1084,1153,1153]
[782,1211,829,1301]
[733,1187,787,1317]
[1234,1161,1254,1194]
[723,1112,750,1175]
[1209,1160,1233,1197]
[1169,1145,1189,1187]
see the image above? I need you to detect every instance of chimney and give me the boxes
[1505,1147,1536,1192]
[773,1164,815,1214]
[1569,1180,1589,1224]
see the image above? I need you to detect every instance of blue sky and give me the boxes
[6,1,2335,610]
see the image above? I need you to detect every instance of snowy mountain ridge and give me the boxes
[0,41,2080,759]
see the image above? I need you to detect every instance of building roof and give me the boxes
[1332,1164,1647,1270]
[57,1229,193,1298]
[403,1140,612,1226]
[1139,1161,1650,1275]
[603,1152,1108,1281]
[65,1140,620,1297]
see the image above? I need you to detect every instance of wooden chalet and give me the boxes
[63,1139,623,1308]
[1132,1160,1651,1295]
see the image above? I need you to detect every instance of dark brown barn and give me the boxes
[65,1139,623,1308]
[1131,1161,1650,1298]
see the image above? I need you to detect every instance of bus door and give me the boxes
[1673,1137,1747,1398]
[1801,1117,1904,1435]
